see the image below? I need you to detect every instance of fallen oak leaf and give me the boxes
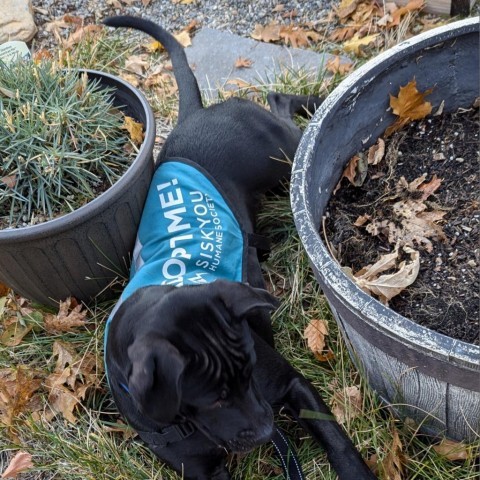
[0,367,43,432]
[234,57,253,68]
[329,26,358,42]
[46,341,102,423]
[386,78,433,136]
[417,174,442,201]
[1,451,33,478]
[44,298,87,333]
[391,198,447,252]
[279,25,321,48]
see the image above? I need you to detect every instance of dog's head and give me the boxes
[120,280,278,452]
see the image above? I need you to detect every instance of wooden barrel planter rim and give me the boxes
[291,17,479,439]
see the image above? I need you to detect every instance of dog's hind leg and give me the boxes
[267,92,323,134]
[281,376,377,480]
[254,339,377,480]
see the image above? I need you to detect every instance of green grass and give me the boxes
[1,14,479,480]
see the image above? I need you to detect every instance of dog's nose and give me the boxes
[227,429,272,452]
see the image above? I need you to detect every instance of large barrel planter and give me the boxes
[291,17,479,442]
[0,70,156,307]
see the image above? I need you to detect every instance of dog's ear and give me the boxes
[214,280,280,319]
[127,335,185,423]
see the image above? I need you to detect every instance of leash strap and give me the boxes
[271,425,305,480]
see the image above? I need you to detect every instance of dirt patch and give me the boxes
[324,103,479,344]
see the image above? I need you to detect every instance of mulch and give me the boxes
[324,101,479,345]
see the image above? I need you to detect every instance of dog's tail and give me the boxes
[103,16,203,123]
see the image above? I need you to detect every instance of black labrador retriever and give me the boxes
[103,16,376,480]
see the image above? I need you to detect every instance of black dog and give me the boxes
[103,16,376,480]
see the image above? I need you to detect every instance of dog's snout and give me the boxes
[227,424,273,452]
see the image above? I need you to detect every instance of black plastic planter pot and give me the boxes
[0,70,156,306]
[291,17,479,442]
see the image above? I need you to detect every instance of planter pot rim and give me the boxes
[291,18,480,367]
[0,69,156,242]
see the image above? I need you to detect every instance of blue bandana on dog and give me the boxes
[125,159,245,295]
[105,159,246,364]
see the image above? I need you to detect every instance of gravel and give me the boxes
[33,0,333,45]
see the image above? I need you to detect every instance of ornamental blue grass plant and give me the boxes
[0,59,136,228]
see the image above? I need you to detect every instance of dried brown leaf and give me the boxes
[354,247,420,303]
[331,386,363,424]
[343,33,379,55]
[417,174,442,201]
[1,451,33,478]
[65,25,103,49]
[391,199,446,252]
[390,0,425,27]
[174,30,192,48]
[304,319,329,354]
[234,57,254,68]
[122,116,145,146]
[336,0,360,20]
[325,55,354,75]
[386,78,433,136]
[329,26,358,42]
[251,23,281,43]
[0,368,43,431]
[0,321,32,347]
[44,298,87,333]
[125,54,150,75]
[0,283,9,297]
[279,25,321,48]
[432,438,469,461]
[341,154,368,186]
[381,425,406,480]
[46,341,102,423]
[367,138,385,165]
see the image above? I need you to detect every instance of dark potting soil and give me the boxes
[324,103,479,345]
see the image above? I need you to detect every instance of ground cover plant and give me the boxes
[1,3,479,479]
[0,59,140,228]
